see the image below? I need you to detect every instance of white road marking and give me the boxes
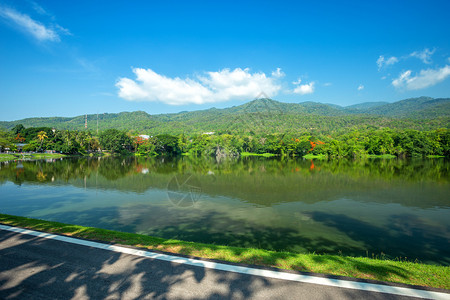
[1,224,448,299]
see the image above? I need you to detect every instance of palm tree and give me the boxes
[37,131,48,151]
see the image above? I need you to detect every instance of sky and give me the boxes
[0,0,449,121]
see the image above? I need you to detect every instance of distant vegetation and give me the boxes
[0,97,448,135]
[0,97,448,158]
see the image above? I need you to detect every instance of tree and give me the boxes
[15,133,25,143]
[133,136,145,152]
[0,129,15,152]
[99,129,132,153]
[12,124,25,135]
[37,131,48,151]
[155,134,180,155]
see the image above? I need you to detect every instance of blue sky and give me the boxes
[1,0,449,121]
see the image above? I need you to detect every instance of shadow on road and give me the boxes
[0,231,275,299]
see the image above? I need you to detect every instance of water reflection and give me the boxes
[0,157,449,264]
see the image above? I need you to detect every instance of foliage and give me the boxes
[154,134,181,155]
[98,129,132,154]
[1,98,448,135]
[11,124,25,135]
[0,129,15,152]
[37,131,48,151]
[2,124,450,158]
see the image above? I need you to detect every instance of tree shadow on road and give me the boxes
[0,230,275,299]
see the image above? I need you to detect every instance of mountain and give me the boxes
[345,102,389,111]
[347,97,449,118]
[0,97,448,135]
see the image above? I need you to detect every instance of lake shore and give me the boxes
[0,153,67,162]
[0,213,448,290]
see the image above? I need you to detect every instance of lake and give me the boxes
[0,156,449,265]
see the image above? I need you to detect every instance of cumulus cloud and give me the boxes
[410,48,435,64]
[0,6,68,42]
[392,65,450,90]
[377,55,399,70]
[357,84,364,91]
[116,68,283,105]
[292,79,314,95]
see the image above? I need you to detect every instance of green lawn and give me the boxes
[0,153,66,161]
[0,213,448,289]
[0,154,17,162]
[30,153,67,159]
[241,152,276,157]
[366,154,397,159]
[302,154,327,159]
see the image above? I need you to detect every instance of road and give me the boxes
[0,226,448,299]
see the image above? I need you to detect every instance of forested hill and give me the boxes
[1,97,448,135]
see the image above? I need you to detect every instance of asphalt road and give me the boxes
[0,228,446,299]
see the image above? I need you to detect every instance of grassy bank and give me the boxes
[29,153,67,159]
[241,152,276,157]
[302,154,327,159]
[0,153,67,162]
[366,154,397,159]
[0,214,448,289]
[0,154,17,162]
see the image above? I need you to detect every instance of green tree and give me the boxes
[155,134,180,155]
[0,129,15,152]
[37,131,48,151]
[99,129,132,153]
[12,124,25,135]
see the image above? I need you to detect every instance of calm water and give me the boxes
[1,156,449,265]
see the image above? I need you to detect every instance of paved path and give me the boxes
[0,226,448,299]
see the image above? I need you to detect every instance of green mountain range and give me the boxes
[1,96,448,135]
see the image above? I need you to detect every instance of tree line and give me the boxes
[0,124,448,158]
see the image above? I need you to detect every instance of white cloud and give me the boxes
[323,82,332,87]
[271,68,285,78]
[386,57,399,66]
[292,78,302,85]
[392,65,450,90]
[29,1,49,16]
[377,55,398,70]
[293,82,314,95]
[0,4,71,42]
[55,24,71,36]
[376,56,384,70]
[357,84,364,91]
[0,6,68,42]
[410,48,435,64]
[116,68,283,105]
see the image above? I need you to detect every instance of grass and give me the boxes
[29,153,66,159]
[241,152,276,157]
[302,154,327,159]
[427,155,445,158]
[0,213,448,289]
[0,154,17,162]
[0,153,67,162]
[366,154,397,159]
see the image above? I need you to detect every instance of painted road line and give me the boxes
[0,224,449,300]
